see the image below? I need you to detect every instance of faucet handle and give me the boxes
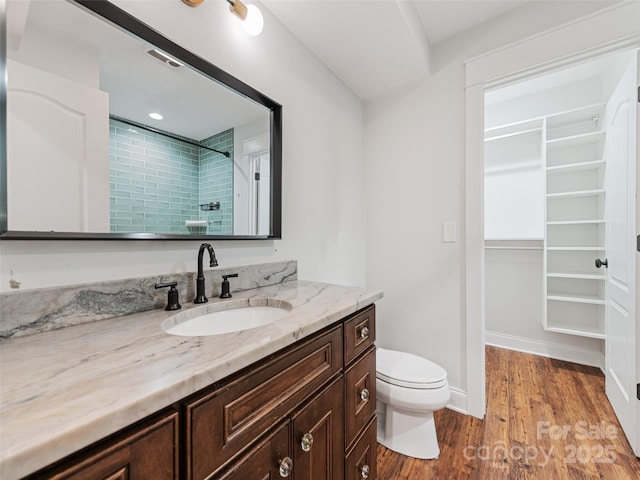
[219,273,239,299]
[155,282,182,311]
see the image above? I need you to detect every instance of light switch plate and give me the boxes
[443,222,457,243]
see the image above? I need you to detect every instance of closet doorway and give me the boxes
[483,49,638,454]
[234,133,271,236]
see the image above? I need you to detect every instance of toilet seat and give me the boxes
[377,348,448,390]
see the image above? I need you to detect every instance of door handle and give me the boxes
[595,258,608,269]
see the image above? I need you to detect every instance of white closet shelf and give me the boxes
[546,189,605,199]
[546,160,605,173]
[547,246,605,251]
[546,220,604,225]
[546,130,605,147]
[485,118,543,136]
[485,160,541,175]
[547,293,606,305]
[547,272,605,280]
[484,127,542,142]
[486,101,608,340]
[545,325,605,340]
[546,102,606,123]
[485,245,543,250]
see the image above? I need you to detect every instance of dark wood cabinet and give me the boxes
[25,306,377,480]
[344,306,375,365]
[345,347,376,449]
[185,326,342,480]
[345,418,377,480]
[343,307,377,478]
[291,377,344,479]
[25,410,178,480]
[215,421,291,480]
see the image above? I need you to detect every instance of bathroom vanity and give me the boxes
[0,278,382,480]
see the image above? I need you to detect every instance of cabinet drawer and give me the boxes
[186,325,343,480]
[345,347,376,448]
[344,306,375,365]
[345,417,377,480]
[26,410,178,480]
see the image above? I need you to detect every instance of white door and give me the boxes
[248,151,270,236]
[7,60,110,232]
[604,51,638,456]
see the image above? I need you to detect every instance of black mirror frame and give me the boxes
[0,0,282,241]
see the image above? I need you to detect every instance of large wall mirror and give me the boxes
[1,0,282,240]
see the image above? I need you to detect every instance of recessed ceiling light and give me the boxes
[149,112,163,120]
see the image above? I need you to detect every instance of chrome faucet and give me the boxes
[194,243,218,304]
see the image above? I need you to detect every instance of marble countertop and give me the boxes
[0,280,383,480]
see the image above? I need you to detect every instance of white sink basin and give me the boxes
[162,302,291,336]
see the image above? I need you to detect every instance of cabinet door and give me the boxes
[215,421,291,480]
[291,377,344,480]
[345,347,376,448]
[27,411,178,480]
[345,418,377,480]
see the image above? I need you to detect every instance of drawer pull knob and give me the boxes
[360,326,370,340]
[278,457,293,477]
[361,464,370,479]
[360,388,370,402]
[301,432,314,452]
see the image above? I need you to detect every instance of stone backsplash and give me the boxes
[0,260,297,340]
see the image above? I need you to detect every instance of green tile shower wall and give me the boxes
[199,130,234,234]
[109,119,233,234]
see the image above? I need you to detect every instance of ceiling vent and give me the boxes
[146,49,183,68]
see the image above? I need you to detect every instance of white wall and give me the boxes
[364,1,625,412]
[365,63,465,404]
[484,132,544,240]
[0,0,366,291]
[485,248,604,367]
[485,78,603,128]
[8,20,100,88]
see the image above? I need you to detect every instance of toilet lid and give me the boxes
[376,348,448,389]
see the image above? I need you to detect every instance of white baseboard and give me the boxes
[485,331,605,370]
[446,386,468,415]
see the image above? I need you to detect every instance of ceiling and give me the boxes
[9,0,625,132]
[261,0,619,99]
[10,0,269,140]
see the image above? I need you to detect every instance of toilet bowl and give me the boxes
[376,347,450,459]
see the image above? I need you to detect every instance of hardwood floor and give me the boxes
[377,346,640,479]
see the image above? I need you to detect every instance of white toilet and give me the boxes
[376,347,450,459]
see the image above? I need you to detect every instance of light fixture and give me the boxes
[226,0,264,36]
[149,112,164,120]
[181,0,264,36]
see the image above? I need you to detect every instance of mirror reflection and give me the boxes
[5,0,279,238]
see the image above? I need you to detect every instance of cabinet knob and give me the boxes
[360,326,370,340]
[301,432,314,452]
[360,388,370,402]
[361,464,370,479]
[278,457,293,477]
[595,258,608,269]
